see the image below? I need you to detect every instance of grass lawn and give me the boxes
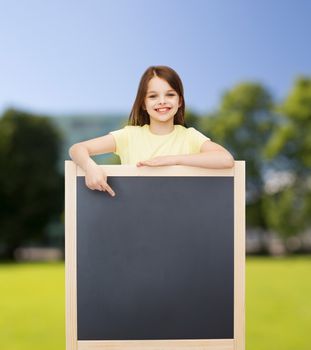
[246,256,311,350]
[0,256,310,350]
[0,262,65,350]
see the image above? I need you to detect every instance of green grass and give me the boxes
[0,257,310,350]
[246,256,311,350]
[0,262,65,350]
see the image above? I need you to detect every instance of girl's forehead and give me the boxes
[147,76,173,91]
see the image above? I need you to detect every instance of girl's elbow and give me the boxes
[68,145,74,158]
[68,143,80,158]
[224,153,235,168]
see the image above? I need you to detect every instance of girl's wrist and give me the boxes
[85,157,97,171]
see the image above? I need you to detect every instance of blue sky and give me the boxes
[1,0,310,116]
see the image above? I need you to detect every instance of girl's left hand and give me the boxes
[136,155,177,167]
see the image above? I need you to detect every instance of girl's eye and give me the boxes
[148,93,176,98]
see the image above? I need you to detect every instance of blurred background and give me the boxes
[0,1,310,349]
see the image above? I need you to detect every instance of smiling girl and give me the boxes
[69,65,234,196]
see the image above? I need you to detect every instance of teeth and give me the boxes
[157,108,170,111]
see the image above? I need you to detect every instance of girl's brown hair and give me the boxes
[128,65,186,126]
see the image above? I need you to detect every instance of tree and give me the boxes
[184,109,202,129]
[263,77,311,239]
[199,83,276,232]
[0,109,64,259]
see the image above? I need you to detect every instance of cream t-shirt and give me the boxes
[109,124,210,165]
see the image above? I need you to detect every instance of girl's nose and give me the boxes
[159,94,166,103]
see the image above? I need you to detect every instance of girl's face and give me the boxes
[144,76,181,124]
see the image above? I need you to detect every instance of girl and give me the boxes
[69,65,234,197]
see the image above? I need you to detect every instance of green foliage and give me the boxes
[263,77,311,237]
[199,78,311,240]
[184,109,202,129]
[199,82,276,232]
[266,77,311,170]
[0,109,64,258]
[281,77,311,122]
[262,189,310,238]
[201,83,274,190]
[264,123,296,159]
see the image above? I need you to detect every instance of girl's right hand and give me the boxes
[85,161,115,197]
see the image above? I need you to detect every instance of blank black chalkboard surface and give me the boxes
[65,161,245,350]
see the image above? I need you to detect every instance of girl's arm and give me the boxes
[175,140,234,168]
[137,140,234,169]
[68,134,116,196]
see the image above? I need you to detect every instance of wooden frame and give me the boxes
[65,160,245,350]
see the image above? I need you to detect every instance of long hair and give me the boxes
[128,66,186,126]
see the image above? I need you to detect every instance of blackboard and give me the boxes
[77,176,234,340]
[65,162,245,350]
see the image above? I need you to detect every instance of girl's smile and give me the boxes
[155,107,171,114]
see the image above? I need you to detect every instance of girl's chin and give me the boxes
[151,116,174,123]
[152,112,173,118]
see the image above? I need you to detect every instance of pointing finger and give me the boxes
[105,184,115,197]
[99,182,115,197]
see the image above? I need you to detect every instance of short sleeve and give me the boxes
[187,127,211,153]
[109,126,129,156]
